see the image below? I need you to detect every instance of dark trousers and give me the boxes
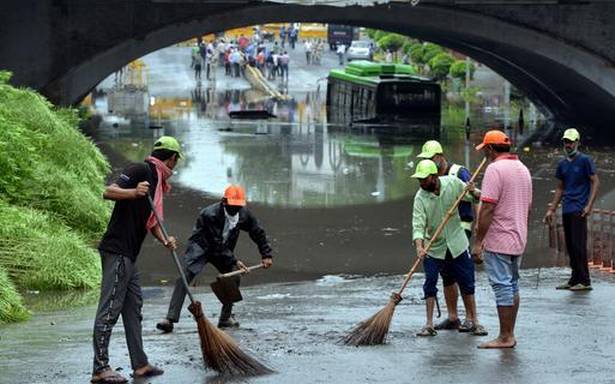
[563,212,591,285]
[92,251,147,374]
[166,258,238,323]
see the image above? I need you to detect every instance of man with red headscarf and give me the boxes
[156,185,273,333]
[91,136,182,384]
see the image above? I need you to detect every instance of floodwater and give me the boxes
[3,44,615,384]
[83,46,615,284]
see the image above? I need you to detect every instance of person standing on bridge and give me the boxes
[91,136,182,384]
[156,185,273,332]
[411,159,485,337]
[472,130,532,349]
[544,128,599,291]
[416,140,486,335]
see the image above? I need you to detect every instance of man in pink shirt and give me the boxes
[471,130,532,349]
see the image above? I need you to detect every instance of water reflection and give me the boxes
[90,87,615,212]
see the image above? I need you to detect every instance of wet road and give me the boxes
[2,269,615,383]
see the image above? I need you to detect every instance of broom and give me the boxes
[147,196,273,376]
[341,158,487,346]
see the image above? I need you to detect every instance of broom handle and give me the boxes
[219,264,264,278]
[397,157,487,295]
[147,195,196,305]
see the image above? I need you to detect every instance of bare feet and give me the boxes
[477,336,517,349]
[133,364,164,378]
[90,369,128,383]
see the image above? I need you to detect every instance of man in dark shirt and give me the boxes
[91,136,182,384]
[156,185,273,333]
[544,128,600,291]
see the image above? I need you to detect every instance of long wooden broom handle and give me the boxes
[218,264,264,278]
[147,195,196,305]
[397,157,487,295]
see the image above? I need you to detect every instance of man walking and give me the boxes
[91,136,182,384]
[472,130,532,349]
[417,140,481,333]
[544,128,599,291]
[156,185,273,333]
[411,160,486,337]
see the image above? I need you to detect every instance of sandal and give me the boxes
[132,365,164,378]
[91,370,128,384]
[458,319,474,333]
[416,326,437,337]
[472,324,488,336]
[434,318,461,330]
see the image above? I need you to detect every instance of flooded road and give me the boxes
[2,270,615,383]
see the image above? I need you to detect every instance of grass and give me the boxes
[0,266,30,324]
[0,71,109,323]
[0,72,111,239]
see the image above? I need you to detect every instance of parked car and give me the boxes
[346,40,373,62]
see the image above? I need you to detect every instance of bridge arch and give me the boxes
[3,1,615,130]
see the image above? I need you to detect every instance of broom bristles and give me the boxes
[189,301,274,376]
[341,294,401,346]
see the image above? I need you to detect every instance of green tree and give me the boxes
[449,59,476,82]
[366,28,379,40]
[428,52,455,80]
[409,43,426,65]
[423,43,444,63]
[377,33,407,54]
[374,30,388,43]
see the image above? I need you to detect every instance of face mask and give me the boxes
[564,144,578,158]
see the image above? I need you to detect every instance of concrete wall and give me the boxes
[1,0,615,130]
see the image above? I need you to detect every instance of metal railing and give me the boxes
[547,206,615,274]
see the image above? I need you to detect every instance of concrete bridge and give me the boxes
[2,0,615,130]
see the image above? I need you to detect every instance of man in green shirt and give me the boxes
[411,159,487,337]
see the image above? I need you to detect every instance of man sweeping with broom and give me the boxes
[156,184,273,333]
[91,136,182,384]
[411,159,487,337]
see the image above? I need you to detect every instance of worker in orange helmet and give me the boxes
[156,185,273,333]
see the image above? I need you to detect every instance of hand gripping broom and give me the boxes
[147,196,273,376]
[341,158,487,346]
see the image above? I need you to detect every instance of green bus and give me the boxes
[326,61,441,123]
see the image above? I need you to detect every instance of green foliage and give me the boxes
[0,82,111,238]
[374,30,388,43]
[428,52,455,80]
[377,34,407,53]
[365,28,379,40]
[0,201,101,290]
[449,60,476,81]
[423,43,444,64]
[402,40,414,55]
[0,266,30,324]
[462,86,481,104]
[0,71,12,84]
[410,44,426,65]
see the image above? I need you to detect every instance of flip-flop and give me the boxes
[477,340,517,349]
[132,365,164,378]
[91,371,128,384]
[416,326,437,337]
[471,324,488,336]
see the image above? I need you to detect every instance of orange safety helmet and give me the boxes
[223,185,246,206]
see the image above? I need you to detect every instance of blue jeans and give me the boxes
[423,250,475,298]
[484,251,522,306]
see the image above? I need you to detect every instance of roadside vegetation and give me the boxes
[0,71,110,323]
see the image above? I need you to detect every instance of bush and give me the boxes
[428,52,455,80]
[410,44,426,65]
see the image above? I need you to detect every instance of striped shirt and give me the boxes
[480,154,532,256]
